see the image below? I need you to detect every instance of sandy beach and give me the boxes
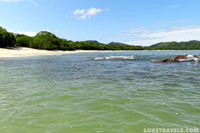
[0,47,102,57]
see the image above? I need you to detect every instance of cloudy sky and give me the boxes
[0,0,200,46]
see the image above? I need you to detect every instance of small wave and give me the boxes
[94,56,135,60]
[151,59,160,62]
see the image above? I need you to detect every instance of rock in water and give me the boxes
[157,55,199,62]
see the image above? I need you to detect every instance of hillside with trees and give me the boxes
[148,41,200,50]
[1,26,200,50]
[0,26,144,50]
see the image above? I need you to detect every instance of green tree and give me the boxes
[0,26,16,48]
[15,34,33,47]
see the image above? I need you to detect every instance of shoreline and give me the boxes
[0,47,199,58]
[0,47,110,58]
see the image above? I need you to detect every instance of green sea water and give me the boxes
[0,50,200,133]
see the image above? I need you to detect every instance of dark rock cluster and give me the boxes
[158,55,199,62]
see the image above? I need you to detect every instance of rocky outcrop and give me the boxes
[158,55,199,62]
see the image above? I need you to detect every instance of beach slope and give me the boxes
[0,47,99,57]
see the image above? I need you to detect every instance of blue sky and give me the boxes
[0,0,200,46]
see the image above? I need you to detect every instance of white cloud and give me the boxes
[54,29,60,32]
[12,31,37,36]
[156,19,187,27]
[72,7,105,20]
[29,0,38,6]
[0,0,23,2]
[0,0,40,6]
[167,4,182,9]
[0,26,36,36]
[124,26,200,46]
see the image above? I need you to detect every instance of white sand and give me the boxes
[0,47,103,57]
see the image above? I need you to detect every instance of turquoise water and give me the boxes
[0,50,200,133]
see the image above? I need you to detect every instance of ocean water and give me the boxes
[0,50,200,133]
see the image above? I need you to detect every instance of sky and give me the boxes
[0,0,200,46]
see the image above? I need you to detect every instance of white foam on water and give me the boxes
[94,55,135,60]
[179,55,200,62]
[186,55,194,58]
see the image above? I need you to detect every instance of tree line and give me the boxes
[1,26,200,50]
[0,26,143,50]
[146,41,200,50]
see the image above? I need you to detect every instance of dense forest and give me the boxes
[0,26,143,50]
[1,26,200,50]
[0,26,16,48]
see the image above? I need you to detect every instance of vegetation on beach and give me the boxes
[14,29,144,50]
[1,26,143,50]
[1,26,200,50]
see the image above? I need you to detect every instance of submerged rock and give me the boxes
[157,55,199,62]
